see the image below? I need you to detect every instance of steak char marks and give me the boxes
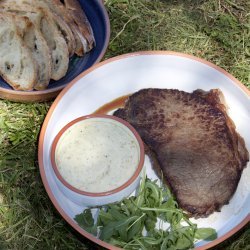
[114,88,249,218]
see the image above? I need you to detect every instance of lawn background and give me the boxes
[0,0,249,249]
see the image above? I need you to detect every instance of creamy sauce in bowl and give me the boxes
[52,116,142,194]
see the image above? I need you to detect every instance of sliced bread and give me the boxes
[12,15,52,90]
[0,3,69,81]
[9,0,76,57]
[43,0,94,56]
[39,11,69,80]
[64,0,95,51]
[0,13,37,91]
[49,12,76,57]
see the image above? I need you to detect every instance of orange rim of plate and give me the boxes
[38,51,250,250]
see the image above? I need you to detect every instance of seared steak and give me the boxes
[114,88,249,217]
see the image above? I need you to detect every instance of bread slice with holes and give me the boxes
[5,0,76,57]
[42,0,95,56]
[39,8,69,80]
[0,2,69,81]
[48,10,76,57]
[0,13,37,91]
[12,15,52,90]
[30,0,76,57]
[39,0,85,56]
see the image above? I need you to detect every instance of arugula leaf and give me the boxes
[127,219,144,241]
[100,216,139,241]
[74,175,217,249]
[109,238,127,248]
[142,231,164,245]
[144,180,161,207]
[144,213,157,232]
[135,171,146,207]
[74,209,97,235]
[108,205,128,220]
[174,227,195,249]
[100,220,119,241]
[98,209,114,225]
[195,227,217,241]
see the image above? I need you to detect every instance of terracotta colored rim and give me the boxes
[50,114,145,197]
[0,2,110,103]
[38,51,250,250]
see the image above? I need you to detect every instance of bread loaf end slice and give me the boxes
[0,13,37,91]
[64,0,95,52]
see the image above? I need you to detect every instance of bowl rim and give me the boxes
[39,51,250,250]
[0,0,110,102]
[50,114,145,197]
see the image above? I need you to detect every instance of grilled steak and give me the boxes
[114,88,249,217]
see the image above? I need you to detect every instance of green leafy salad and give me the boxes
[74,174,217,249]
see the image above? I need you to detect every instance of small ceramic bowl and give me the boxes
[50,114,145,206]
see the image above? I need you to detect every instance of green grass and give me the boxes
[105,0,250,86]
[0,0,249,249]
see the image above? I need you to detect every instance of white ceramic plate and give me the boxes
[38,51,250,250]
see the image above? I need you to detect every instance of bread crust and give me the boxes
[0,13,37,91]
[22,0,76,57]
[64,0,95,51]
[12,15,52,90]
[44,0,95,56]
[0,3,69,81]
[0,0,95,90]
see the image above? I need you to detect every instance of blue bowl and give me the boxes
[0,0,110,102]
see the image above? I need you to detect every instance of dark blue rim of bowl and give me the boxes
[0,0,110,102]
